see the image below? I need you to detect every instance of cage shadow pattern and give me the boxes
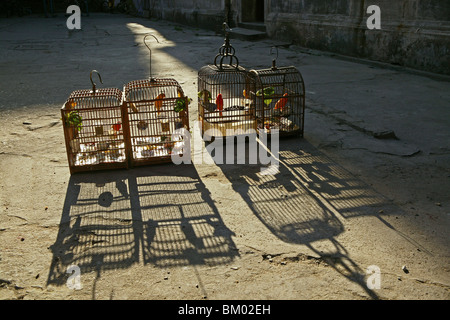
[215,139,389,244]
[212,139,388,299]
[47,165,238,286]
[137,175,236,267]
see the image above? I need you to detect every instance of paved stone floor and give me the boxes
[0,13,449,301]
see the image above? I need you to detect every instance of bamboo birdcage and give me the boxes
[123,34,190,167]
[198,23,256,140]
[61,70,127,174]
[247,47,305,137]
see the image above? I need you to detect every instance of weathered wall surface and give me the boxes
[137,0,450,75]
[265,0,450,75]
[137,0,227,32]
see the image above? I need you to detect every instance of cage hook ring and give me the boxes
[226,46,236,56]
[144,34,160,80]
[223,22,231,33]
[90,70,103,95]
[270,46,279,69]
[218,55,239,70]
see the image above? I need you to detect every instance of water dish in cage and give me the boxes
[160,119,170,132]
[224,105,245,111]
[203,102,217,112]
[137,120,148,131]
[95,126,104,136]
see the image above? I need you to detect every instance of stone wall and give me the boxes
[265,0,450,75]
[137,0,450,75]
[138,0,227,32]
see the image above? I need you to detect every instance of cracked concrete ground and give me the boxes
[0,13,449,300]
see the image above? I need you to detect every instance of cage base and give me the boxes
[130,154,186,167]
[69,162,129,175]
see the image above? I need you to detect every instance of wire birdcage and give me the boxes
[123,34,190,167]
[247,47,305,137]
[198,23,256,140]
[61,70,127,174]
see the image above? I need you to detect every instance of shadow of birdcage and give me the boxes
[212,137,386,299]
[132,168,238,268]
[47,164,238,286]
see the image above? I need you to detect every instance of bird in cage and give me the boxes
[68,100,77,109]
[129,102,139,113]
[256,87,275,109]
[216,93,223,117]
[199,89,216,112]
[198,89,212,102]
[155,93,165,115]
[112,121,122,133]
[274,93,288,111]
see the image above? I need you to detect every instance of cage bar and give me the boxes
[123,78,190,167]
[121,34,190,167]
[247,51,305,137]
[198,23,256,140]
[61,71,127,174]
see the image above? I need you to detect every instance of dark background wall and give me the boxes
[265,0,450,75]
[14,1,444,75]
[140,0,449,75]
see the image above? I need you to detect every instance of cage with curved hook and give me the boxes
[144,33,159,81]
[122,34,190,167]
[61,70,127,174]
[246,47,306,137]
[197,23,256,139]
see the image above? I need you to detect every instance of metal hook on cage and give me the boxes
[214,22,239,70]
[90,70,103,95]
[270,46,279,70]
[144,34,160,80]
[223,22,232,34]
